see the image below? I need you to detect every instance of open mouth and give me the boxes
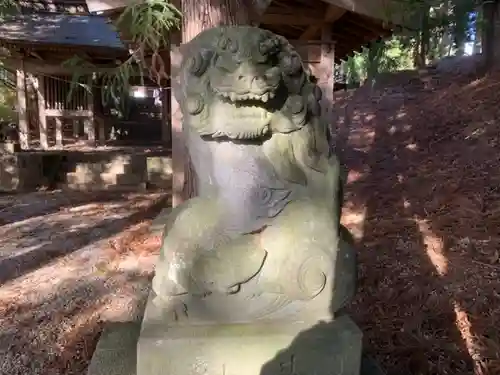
[215,89,276,103]
[202,84,288,140]
[207,93,274,140]
[213,84,280,104]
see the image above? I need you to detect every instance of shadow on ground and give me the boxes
[0,191,169,285]
[0,269,151,375]
[333,65,500,374]
[0,191,151,226]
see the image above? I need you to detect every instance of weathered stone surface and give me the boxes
[87,283,150,375]
[88,319,385,375]
[59,153,171,191]
[152,25,356,323]
[146,156,172,189]
[87,322,140,375]
[137,311,362,375]
[0,153,44,192]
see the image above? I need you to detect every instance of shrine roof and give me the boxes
[0,13,126,51]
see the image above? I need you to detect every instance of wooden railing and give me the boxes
[0,66,15,90]
[19,0,88,14]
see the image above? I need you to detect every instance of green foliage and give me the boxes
[116,0,182,52]
[0,1,17,124]
[345,36,414,86]
[0,83,16,123]
[66,0,182,108]
[0,59,16,123]
[343,0,478,86]
[0,0,17,19]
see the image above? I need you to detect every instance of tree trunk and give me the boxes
[419,4,430,68]
[452,0,469,57]
[182,0,255,42]
[473,5,483,54]
[413,2,430,69]
[482,0,497,71]
[413,31,421,68]
[437,0,451,59]
[366,39,383,86]
[176,0,255,202]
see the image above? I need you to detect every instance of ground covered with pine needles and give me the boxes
[337,56,500,375]
[0,191,165,375]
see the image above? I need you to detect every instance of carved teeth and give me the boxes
[216,90,275,103]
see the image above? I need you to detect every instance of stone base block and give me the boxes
[87,289,384,375]
[87,321,384,375]
[87,321,141,375]
[137,314,363,375]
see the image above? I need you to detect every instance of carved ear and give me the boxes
[291,124,328,175]
[263,133,308,185]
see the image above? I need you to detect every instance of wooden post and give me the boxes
[94,78,106,145]
[73,120,79,139]
[55,117,63,148]
[35,75,49,150]
[319,26,335,132]
[161,86,171,145]
[83,118,95,144]
[97,117,106,145]
[16,67,29,149]
[170,44,184,207]
[84,75,95,145]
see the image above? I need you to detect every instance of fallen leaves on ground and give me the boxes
[0,191,166,375]
[337,56,500,375]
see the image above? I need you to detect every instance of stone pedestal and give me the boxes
[136,294,362,375]
[86,283,383,375]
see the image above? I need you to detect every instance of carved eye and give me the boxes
[185,95,204,115]
[214,54,236,73]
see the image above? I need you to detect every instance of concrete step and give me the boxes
[65,181,146,191]
[65,171,145,191]
[102,172,143,186]
[146,156,172,188]
[71,155,147,176]
[73,161,131,175]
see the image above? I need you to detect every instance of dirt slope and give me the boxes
[336,56,500,375]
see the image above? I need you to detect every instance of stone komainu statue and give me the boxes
[153,26,356,322]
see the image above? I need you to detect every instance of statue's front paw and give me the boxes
[152,294,189,321]
[152,271,188,298]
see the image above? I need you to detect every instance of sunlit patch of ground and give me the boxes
[0,190,166,375]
